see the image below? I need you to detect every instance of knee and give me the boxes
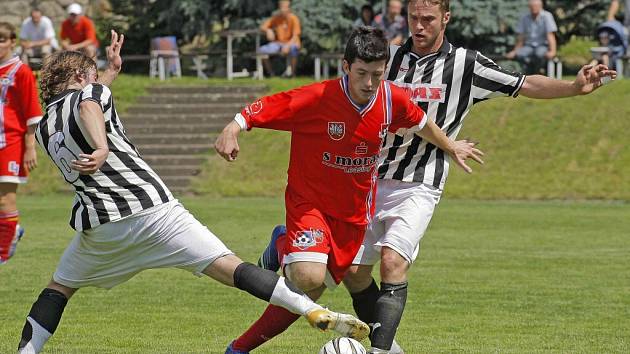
[343,265,374,293]
[0,191,17,211]
[380,249,409,282]
[286,264,326,292]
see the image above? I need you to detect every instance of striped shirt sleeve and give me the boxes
[80,83,113,119]
[471,52,525,100]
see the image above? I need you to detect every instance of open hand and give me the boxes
[451,139,484,174]
[105,30,124,73]
[574,64,617,94]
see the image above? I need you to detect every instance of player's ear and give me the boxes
[342,59,351,74]
[442,11,450,26]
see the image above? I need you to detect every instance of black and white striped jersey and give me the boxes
[35,83,172,231]
[378,38,525,189]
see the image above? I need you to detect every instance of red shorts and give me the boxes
[278,190,366,286]
[0,141,27,184]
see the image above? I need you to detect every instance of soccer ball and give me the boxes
[319,337,367,354]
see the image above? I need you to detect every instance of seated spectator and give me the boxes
[19,8,58,66]
[259,0,301,77]
[60,3,99,61]
[354,4,377,28]
[591,20,628,70]
[374,0,407,45]
[505,0,557,75]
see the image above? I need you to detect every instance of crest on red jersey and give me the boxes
[328,122,345,141]
[245,100,263,116]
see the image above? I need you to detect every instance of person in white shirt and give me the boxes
[20,8,58,64]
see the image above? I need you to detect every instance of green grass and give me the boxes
[1,195,629,353]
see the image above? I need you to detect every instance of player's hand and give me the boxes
[105,30,124,73]
[71,149,108,174]
[574,64,617,94]
[215,121,241,162]
[23,147,38,172]
[451,139,484,174]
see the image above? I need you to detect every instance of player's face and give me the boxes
[0,34,16,62]
[344,58,386,105]
[408,2,450,56]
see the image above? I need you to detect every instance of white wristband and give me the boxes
[234,113,248,130]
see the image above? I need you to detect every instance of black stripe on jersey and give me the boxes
[387,45,409,81]
[38,112,52,158]
[445,50,477,137]
[100,160,155,209]
[79,174,132,219]
[69,199,80,228]
[76,193,92,229]
[378,54,419,179]
[412,143,437,182]
[75,175,113,225]
[473,74,515,96]
[378,134,404,178]
[391,56,433,180]
[111,150,170,203]
[432,149,445,186]
[109,109,138,153]
[53,97,67,132]
[435,53,456,127]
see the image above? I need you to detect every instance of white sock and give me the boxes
[268,277,322,315]
[18,317,52,354]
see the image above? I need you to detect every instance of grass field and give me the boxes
[1,195,629,353]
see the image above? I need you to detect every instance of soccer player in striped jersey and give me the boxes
[341,1,618,353]
[216,26,482,353]
[16,31,370,353]
[0,22,42,264]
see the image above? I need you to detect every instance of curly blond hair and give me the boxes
[40,51,96,103]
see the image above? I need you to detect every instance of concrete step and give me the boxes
[138,144,214,155]
[129,133,214,146]
[148,85,267,95]
[123,113,234,124]
[151,164,201,177]
[136,93,260,105]
[124,122,227,134]
[160,175,195,188]
[143,154,206,166]
[126,103,244,115]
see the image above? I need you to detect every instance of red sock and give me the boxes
[0,211,19,262]
[231,304,300,351]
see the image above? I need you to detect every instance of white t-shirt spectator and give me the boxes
[20,16,59,50]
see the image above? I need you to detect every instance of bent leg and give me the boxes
[18,281,78,353]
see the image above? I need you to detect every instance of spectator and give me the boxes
[259,0,301,77]
[19,8,58,65]
[60,3,99,61]
[505,0,558,75]
[608,0,630,53]
[374,0,408,45]
[354,4,377,28]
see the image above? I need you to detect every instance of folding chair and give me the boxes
[149,36,182,80]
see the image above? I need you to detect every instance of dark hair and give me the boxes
[0,22,17,40]
[344,26,389,66]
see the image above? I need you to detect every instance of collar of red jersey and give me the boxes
[0,56,20,70]
[340,75,381,116]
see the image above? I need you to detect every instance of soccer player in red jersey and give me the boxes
[215,26,483,353]
[0,22,42,264]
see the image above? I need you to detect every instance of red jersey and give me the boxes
[60,16,99,46]
[0,57,42,149]
[239,76,426,225]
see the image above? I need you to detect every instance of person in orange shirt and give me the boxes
[60,3,99,61]
[259,0,301,77]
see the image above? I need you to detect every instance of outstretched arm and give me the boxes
[519,64,617,99]
[98,30,124,87]
[608,0,620,21]
[417,120,484,174]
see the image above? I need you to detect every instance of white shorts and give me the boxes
[353,179,442,265]
[53,199,233,289]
